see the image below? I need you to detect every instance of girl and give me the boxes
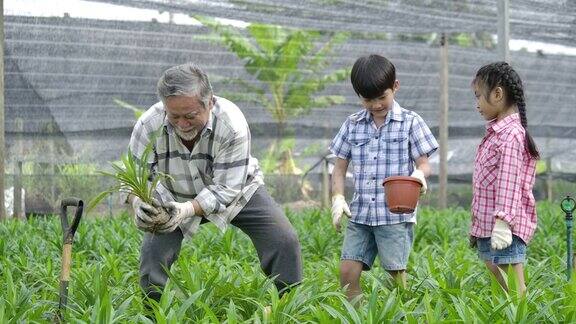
[470,62,539,296]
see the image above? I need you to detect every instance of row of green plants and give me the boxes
[1,202,576,322]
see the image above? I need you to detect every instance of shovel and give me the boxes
[55,197,84,322]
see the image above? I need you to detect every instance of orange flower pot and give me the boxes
[382,176,422,214]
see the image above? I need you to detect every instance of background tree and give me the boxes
[196,16,349,174]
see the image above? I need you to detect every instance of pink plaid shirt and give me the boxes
[470,113,537,243]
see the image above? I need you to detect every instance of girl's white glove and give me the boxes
[156,201,196,234]
[331,194,351,232]
[410,169,427,195]
[491,219,513,250]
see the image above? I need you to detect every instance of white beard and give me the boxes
[174,127,199,141]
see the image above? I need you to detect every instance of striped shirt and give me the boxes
[329,101,438,225]
[471,113,537,243]
[129,96,264,238]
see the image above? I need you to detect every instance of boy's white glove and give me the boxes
[156,201,196,234]
[331,194,351,232]
[410,169,427,195]
[491,219,513,250]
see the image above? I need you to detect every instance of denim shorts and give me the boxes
[476,235,527,264]
[341,221,414,271]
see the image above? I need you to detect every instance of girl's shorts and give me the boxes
[476,235,526,264]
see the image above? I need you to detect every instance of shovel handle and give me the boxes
[60,198,83,244]
[56,198,83,321]
[58,243,72,314]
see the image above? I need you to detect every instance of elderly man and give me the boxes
[129,63,302,302]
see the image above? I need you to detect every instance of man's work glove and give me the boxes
[156,201,196,234]
[491,219,513,250]
[132,197,170,232]
[331,194,351,232]
[410,169,427,195]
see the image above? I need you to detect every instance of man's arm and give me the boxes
[194,126,252,216]
[190,200,205,216]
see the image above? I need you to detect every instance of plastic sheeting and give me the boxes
[4,11,576,176]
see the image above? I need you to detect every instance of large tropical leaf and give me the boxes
[284,68,349,114]
[305,32,349,73]
[113,98,145,120]
[247,23,287,55]
[194,15,270,78]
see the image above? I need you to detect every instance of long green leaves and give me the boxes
[1,203,575,322]
[87,141,168,211]
[113,98,145,119]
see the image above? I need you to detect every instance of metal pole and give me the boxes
[438,33,449,209]
[498,0,510,62]
[561,196,576,281]
[568,217,573,281]
[0,0,5,220]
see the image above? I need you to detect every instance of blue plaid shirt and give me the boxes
[329,101,438,225]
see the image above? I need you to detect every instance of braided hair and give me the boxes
[473,62,539,159]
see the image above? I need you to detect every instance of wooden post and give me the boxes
[0,0,5,220]
[107,194,113,218]
[48,122,57,207]
[498,0,510,62]
[168,0,174,24]
[13,119,24,219]
[546,157,553,202]
[321,157,330,209]
[438,33,449,209]
[14,161,23,219]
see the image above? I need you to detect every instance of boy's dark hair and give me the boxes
[473,61,539,159]
[351,54,396,99]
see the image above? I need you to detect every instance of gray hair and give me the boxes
[157,63,213,108]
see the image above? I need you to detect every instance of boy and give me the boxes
[329,54,438,301]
